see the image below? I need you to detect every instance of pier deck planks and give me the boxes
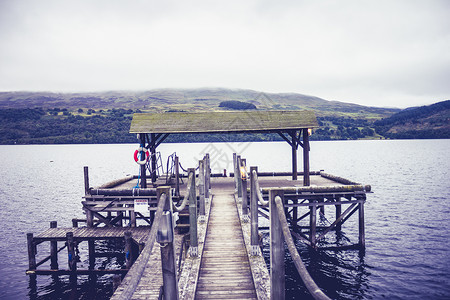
[35,227,152,245]
[195,184,257,300]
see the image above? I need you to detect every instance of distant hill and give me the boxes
[0,88,399,118]
[374,100,450,139]
[6,88,448,144]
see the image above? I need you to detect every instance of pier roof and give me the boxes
[129,110,318,134]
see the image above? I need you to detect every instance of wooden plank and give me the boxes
[195,192,257,299]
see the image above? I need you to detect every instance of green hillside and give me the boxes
[374,100,450,139]
[1,88,446,144]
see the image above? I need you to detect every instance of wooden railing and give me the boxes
[111,186,178,300]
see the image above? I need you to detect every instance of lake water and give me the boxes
[0,140,449,299]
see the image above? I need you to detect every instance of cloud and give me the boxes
[0,0,449,108]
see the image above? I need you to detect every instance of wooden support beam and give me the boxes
[188,168,198,257]
[27,233,36,271]
[250,166,259,256]
[290,130,298,181]
[241,159,248,219]
[157,186,179,300]
[303,128,310,186]
[198,160,205,219]
[125,231,133,269]
[359,202,365,248]
[310,203,317,247]
[270,189,285,300]
[66,232,76,272]
[50,221,58,270]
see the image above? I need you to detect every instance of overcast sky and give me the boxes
[0,0,449,108]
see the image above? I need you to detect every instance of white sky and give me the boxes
[0,0,449,108]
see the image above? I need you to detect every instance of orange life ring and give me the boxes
[134,147,149,165]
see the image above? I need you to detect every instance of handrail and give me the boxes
[172,172,193,212]
[252,170,269,207]
[112,192,167,300]
[274,195,331,300]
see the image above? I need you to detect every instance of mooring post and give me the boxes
[50,221,58,270]
[27,233,36,271]
[250,166,259,255]
[270,189,285,300]
[237,155,242,200]
[124,230,133,269]
[157,186,179,300]
[84,166,90,195]
[188,168,198,257]
[198,159,206,221]
[310,202,317,247]
[66,232,76,272]
[359,201,365,248]
[205,153,210,201]
[175,155,180,197]
[140,134,148,188]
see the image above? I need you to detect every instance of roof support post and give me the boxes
[150,133,157,184]
[290,130,299,181]
[302,128,310,186]
[139,134,148,188]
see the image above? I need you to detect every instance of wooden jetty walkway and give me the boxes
[26,111,371,300]
[195,182,257,299]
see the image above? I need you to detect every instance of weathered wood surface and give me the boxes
[34,227,151,245]
[195,185,257,299]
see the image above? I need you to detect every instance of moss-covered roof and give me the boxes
[129,110,318,134]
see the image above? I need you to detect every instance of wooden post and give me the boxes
[130,208,136,227]
[157,186,179,300]
[66,232,76,271]
[150,133,157,185]
[84,166,90,195]
[125,231,133,269]
[237,155,242,200]
[175,155,180,197]
[303,128,310,186]
[292,198,298,232]
[198,160,205,219]
[188,168,198,257]
[27,233,36,271]
[335,198,342,232]
[270,189,285,300]
[310,203,317,247]
[250,166,259,255]
[241,158,248,220]
[88,240,95,270]
[205,153,210,201]
[291,131,298,181]
[233,153,238,193]
[359,201,365,248]
[50,221,58,270]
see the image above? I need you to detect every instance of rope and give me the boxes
[172,172,193,212]
[274,196,331,300]
[253,170,269,207]
[178,161,199,173]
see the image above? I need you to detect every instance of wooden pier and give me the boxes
[26,110,371,299]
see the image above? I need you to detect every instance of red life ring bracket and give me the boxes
[134,147,149,165]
